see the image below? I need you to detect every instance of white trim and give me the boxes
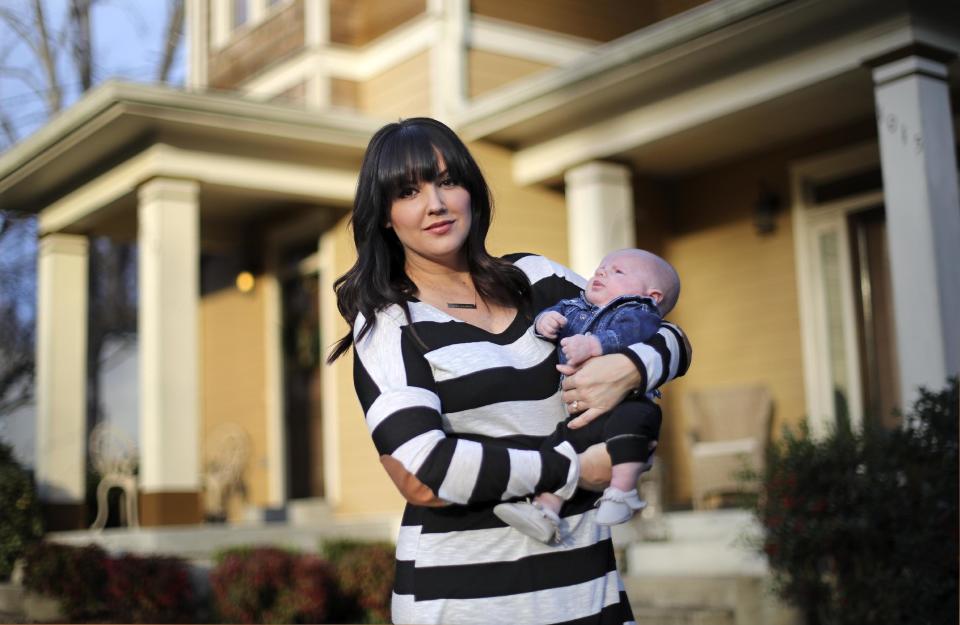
[790,142,882,437]
[324,16,440,81]
[512,20,912,185]
[185,0,209,90]
[241,12,440,98]
[242,49,317,99]
[38,144,357,234]
[262,243,286,506]
[469,16,595,66]
[432,0,469,120]
[304,0,328,47]
[210,0,232,49]
[318,229,342,507]
[872,54,950,85]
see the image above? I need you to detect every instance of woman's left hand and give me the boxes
[558,354,642,429]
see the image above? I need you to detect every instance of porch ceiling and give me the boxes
[457,0,960,182]
[0,82,379,233]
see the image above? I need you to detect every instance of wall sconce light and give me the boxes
[754,185,781,236]
[235,271,256,293]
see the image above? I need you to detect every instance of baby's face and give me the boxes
[586,251,655,307]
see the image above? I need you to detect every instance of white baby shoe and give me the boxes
[594,487,647,526]
[493,501,562,543]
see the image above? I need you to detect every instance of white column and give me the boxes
[431,0,468,123]
[872,53,960,410]
[35,234,88,506]
[185,0,209,90]
[305,0,331,107]
[137,178,201,496]
[563,161,636,277]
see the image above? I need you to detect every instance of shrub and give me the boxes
[0,441,44,580]
[210,546,337,623]
[322,540,395,623]
[105,553,196,623]
[755,378,958,625]
[21,542,109,621]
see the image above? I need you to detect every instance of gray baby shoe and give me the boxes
[493,501,562,543]
[594,487,647,526]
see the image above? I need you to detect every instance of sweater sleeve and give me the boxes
[618,320,693,394]
[352,309,580,506]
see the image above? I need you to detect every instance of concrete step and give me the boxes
[624,509,768,577]
[47,513,400,560]
[623,575,802,625]
[633,606,734,625]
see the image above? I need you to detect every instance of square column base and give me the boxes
[139,491,202,526]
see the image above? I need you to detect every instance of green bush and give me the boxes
[21,542,109,621]
[0,441,43,580]
[322,540,395,623]
[210,546,337,623]
[755,378,958,625]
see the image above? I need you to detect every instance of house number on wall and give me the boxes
[876,105,924,155]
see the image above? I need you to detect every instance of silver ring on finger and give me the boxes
[571,400,579,412]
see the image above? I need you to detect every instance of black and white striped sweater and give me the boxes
[353,254,691,625]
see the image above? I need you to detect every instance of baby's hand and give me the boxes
[560,334,603,367]
[536,311,567,338]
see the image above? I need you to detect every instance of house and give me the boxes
[0,0,956,543]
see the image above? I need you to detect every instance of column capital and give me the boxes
[38,232,88,256]
[564,161,632,188]
[867,43,956,85]
[138,177,200,204]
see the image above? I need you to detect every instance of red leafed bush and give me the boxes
[104,553,196,623]
[210,547,337,624]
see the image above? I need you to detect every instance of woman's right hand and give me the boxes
[577,443,612,492]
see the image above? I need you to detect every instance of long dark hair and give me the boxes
[327,117,531,362]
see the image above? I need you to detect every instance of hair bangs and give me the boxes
[376,123,471,199]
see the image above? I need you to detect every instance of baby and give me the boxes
[494,248,681,543]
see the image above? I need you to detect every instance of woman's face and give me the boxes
[387,153,472,268]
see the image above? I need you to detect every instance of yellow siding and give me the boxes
[472,141,569,263]
[358,52,431,121]
[468,49,552,99]
[199,280,269,519]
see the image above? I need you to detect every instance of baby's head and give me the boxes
[585,249,680,314]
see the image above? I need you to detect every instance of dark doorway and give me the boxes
[281,243,324,500]
[848,206,900,429]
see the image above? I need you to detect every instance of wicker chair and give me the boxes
[89,422,139,530]
[202,423,251,522]
[684,385,773,510]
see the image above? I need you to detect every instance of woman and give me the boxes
[328,118,691,625]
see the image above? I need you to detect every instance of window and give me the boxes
[792,143,900,436]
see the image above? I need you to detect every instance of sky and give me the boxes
[1,0,186,147]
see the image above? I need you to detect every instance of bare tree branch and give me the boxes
[68,0,93,91]
[0,110,18,147]
[156,0,184,83]
[30,0,62,113]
